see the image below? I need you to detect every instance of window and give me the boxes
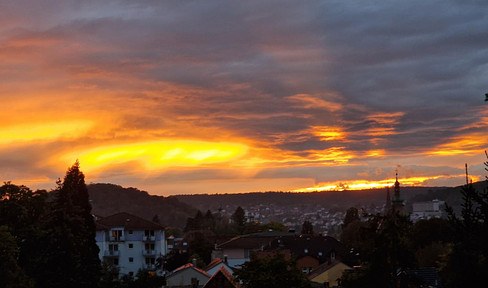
[244,249,251,258]
[113,259,119,265]
[330,250,336,260]
[109,244,118,252]
[145,257,155,265]
[144,230,155,237]
[129,257,133,263]
[145,243,155,250]
[128,230,133,234]
[111,230,123,241]
[128,243,133,249]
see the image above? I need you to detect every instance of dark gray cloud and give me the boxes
[1,0,487,192]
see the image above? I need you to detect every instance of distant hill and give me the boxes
[174,181,488,215]
[88,183,197,228]
[87,181,488,229]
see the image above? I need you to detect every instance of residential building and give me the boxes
[202,266,240,288]
[166,263,210,288]
[95,212,166,276]
[411,199,445,221]
[205,258,234,276]
[308,260,352,288]
[212,231,294,268]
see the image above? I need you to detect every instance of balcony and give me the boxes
[144,264,156,270]
[143,235,155,242]
[104,250,119,257]
[109,236,125,242]
[143,250,156,256]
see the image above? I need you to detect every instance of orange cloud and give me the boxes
[428,134,487,156]
[311,126,345,141]
[0,120,93,144]
[61,140,249,173]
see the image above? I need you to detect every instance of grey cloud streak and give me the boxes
[1,0,487,192]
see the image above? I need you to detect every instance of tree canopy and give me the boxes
[235,252,311,288]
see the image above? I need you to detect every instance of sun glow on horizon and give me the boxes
[292,174,477,192]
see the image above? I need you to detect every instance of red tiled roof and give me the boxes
[170,263,210,278]
[205,258,223,271]
[96,212,165,230]
[203,266,239,288]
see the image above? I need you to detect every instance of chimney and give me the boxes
[224,255,228,264]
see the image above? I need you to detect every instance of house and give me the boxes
[308,260,351,288]
[297,255,320,274]
[202,266,240,288]
[205,258,234,276]
[409,267,442,288]
[212,231,294,268]
[95,212,166,276]
[263,235,348,265]
[166,263,211,288]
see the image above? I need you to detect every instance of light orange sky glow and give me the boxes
[1,1,487,195]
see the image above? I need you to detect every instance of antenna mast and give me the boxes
[465,163,469,185]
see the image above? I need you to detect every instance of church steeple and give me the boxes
[394,171,400,200]
[391,170,404,215]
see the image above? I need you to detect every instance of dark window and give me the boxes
[128,243,133,248]
[129,257,133,262]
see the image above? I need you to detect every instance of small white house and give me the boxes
[95,212,166,276]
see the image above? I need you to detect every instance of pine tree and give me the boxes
[301,220,314,235]
[41,161,101,288]
[232,206,246,234]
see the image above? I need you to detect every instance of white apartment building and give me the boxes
[95,212,166,276]
[411,199,445,221]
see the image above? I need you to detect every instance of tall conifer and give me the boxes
[42,161,101,288]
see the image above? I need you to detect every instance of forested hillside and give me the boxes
[174,182,488,214]
[88,183,197,228]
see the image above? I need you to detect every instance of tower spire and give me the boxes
[391,169,404,215]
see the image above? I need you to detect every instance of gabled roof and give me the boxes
[263,235,347,262]
[96,212,165,230]
[206,258,224,271]
[168,263,210,279]
[203,266,239,288]
[307,260,350,280]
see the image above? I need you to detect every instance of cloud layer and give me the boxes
[1,0,487,194]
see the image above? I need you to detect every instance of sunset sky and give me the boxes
[1,0,487,195]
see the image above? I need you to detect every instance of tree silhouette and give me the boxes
[235,252,311,288]
[232,206,246,234]
[343,207,360,228]
[42,161,101,288]
[301,220,314,235]
[0,226,34,288]
[443,180,488,287]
